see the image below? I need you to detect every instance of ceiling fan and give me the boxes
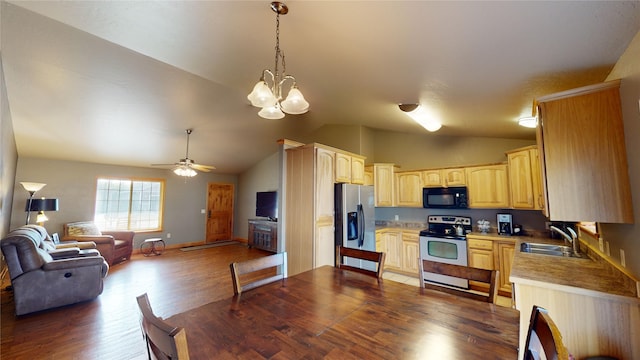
[151,129,215,177]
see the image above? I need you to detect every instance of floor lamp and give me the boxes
[20,182,46,225]
[27,198,60,226]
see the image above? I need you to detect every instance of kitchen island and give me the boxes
[510,234,639,360]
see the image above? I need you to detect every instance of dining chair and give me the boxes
[418,259,499,303]
[136,293,190,360]
[229,252,287,295]
[524,305,570,360]
[336,246,386,278]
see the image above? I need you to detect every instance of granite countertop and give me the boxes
[509,237,639,301]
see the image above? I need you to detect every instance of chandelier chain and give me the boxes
[274,12,286,84]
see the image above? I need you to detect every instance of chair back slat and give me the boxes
[136,293,189,360]
[336,246,386,278]
[230,252,287,295]
[419,259,498,303]
[524,305,569,360]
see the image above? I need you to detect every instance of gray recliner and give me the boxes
[1,225,109,316]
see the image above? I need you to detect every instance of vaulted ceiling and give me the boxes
[2,1,639,174]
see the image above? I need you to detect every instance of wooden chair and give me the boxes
[229,252,287,295]
[336,246,386,279]
[418,259,499,304]
[136,293,190,360]
[524,305,570,360]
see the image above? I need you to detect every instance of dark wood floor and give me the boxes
[1,242,270,360]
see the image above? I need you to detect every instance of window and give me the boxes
[94,178,164,232]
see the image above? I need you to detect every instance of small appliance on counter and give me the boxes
[497,213,513,235]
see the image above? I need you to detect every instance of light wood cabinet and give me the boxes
[422,170,442,187]
[373,164,396,207]
[401,231,420,274]
[395,171,423,207]
[495,241,515,296]
[536,79,633,223]
[465,164,510,208]
[443,168,466,186]
[285,144,336,276]
[507,146,543,210]
[351,156,366,185]
[364,166,374,186]
[467,234,515,297]
[334,152,351,183]
[421,168,465,187]
[467,238,494,270]
[376,229,402,270]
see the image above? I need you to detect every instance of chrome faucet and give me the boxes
[550,225,580,256]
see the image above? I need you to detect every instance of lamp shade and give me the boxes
[20,182,46,193]
[26,198,59,212]
[258,105,286,119]
[281,87,309,114]
[247,81,277,108]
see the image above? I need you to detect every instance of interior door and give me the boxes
[206,183,234,243]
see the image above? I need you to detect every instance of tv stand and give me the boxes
[248,219,277,253]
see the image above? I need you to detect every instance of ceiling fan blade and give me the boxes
[191,164,215,171]
[151,163,179,167]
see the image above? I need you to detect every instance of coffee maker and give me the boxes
[497,213,513,235]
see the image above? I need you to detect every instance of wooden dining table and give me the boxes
[168,266,520,359]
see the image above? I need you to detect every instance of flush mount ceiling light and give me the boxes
[399,104,442,132]
[518,116,537,128]
[247,2,309,120]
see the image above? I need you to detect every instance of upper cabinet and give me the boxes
[373,164,396,207]
[395,171,423,207]
[465,164,510,208]
[421,168,466,187]
[335,152,366,185]
[506,146,544,210]
[536,80,634,223]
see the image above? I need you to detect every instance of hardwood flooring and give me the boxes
[1,244,519,359]
[1,243,269,360]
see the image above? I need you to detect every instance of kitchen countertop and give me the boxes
[509,237,639,301]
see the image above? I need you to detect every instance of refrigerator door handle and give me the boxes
[357,204,365,247]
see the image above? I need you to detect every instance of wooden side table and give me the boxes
[140,238,165,256]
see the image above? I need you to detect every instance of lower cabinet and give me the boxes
[248,220,277,253]
[376,228,419,277]
[467,234,515,297]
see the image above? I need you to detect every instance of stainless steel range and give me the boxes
[419,215,472,288]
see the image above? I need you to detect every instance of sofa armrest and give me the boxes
[49,247,81,259]
[62,235,115,245]
[43,257,109,277]
[56,241,97,250]
[102,231,134,241]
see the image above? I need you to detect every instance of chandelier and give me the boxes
[247,2,309,119]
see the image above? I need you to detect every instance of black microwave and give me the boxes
[423,187,468,209]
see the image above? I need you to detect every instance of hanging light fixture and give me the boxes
[399,104,442,132]
[247,2,309,119]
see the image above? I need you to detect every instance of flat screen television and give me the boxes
[256,191,278,221]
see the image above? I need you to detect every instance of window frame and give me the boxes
[93,177,165,233]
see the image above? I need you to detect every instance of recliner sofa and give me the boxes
[63,221,134,266]
[1,225,109,316]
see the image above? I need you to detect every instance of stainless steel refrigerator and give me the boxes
[334,183,376,271]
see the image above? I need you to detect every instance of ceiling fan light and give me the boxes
[258,105,285,119]
[399,104,442,132]
[173,166,197,177]
[281,87,309,114]
[518,116,537,128]
[247,81,277,108]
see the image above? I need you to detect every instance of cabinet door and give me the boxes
[529,148,545,210]
[381,231,402,270]
[374,164,395,207]
[465,164,510,208]
[443,168,466,186]
[315,148,335,222]
[364,166,374,186]
[335,152,351,183]
[315,223,335,268]
[495,242,515,296]
[401,232,420,275]
[395,171,423,207]
[422,170,442,187]
[537,80,633,223]
[467,238,494,270]
[351,156,366,185]
[508,149,535,209]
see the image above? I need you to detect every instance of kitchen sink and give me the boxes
[520,242,583,258]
